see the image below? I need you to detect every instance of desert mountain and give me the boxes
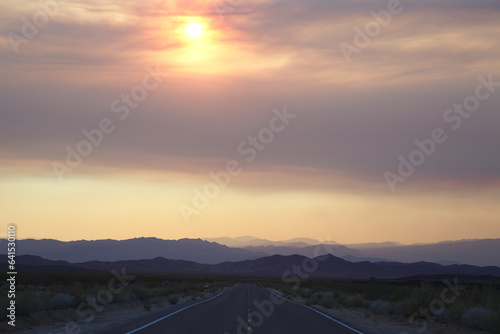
[7,254,500,279]
[354,239,500,267]
[1,238,265,264]
[3,237,499,266]
[203,236,337,248]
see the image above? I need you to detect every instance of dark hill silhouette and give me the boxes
[242,244,364,259]
[7,254,500,279]
[3,237,499,266]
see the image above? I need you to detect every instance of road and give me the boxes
[123,284,363,334]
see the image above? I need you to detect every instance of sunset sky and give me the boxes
[1,0,499,244]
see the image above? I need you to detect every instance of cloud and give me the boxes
[1,0,499,192]
[1,0,500,243]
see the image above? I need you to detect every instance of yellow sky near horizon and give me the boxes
[2,174,499,244]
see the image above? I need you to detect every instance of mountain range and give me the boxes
[0,238,265,264]
[1,237,499,267]
[5,254,500,279]
[205,237,500,267]
[203,236,338,248]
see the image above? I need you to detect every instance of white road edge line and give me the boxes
[124,287,235,334]
[265,288,365,334]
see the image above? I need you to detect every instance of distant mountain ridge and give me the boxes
[203,236,338,248]
[356,239,500,267]
[204,237,500,267]
[202,236,401,249]
[2,237,499,266]
[5,254,500,279]
[0,237,266,264]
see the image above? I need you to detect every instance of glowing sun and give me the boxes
[185,23,203,39]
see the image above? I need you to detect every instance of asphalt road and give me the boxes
[123,284,363,334]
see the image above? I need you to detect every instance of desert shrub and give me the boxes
[462,307,496,331]
[331,290,344,301]
[305,294,322,306]
[168,296,179,305]
[393,286,436,318]
[344,294,367,308]
[279,287,296,298]
[334,292,346,304]
[114,293,134,303]
[29,310,52,326]
[436,301,466,323]
[390,288,411,303]
[394,297,420,317]
[305,298,316,306]
[320,298,334,309]
[149,297,163,307]
[481,311,500,333]
[369,300,393,315]
[17,291,47,315]
[301,288,313,299]
[50,293,76,310]
[129,283,151,301]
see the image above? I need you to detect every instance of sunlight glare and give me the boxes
[185,23,203,39]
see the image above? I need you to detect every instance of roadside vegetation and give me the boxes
[264,276,500,333]
[1,272,499,333]
[0,272,231,331]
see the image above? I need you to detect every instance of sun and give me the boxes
[185,23,204,39]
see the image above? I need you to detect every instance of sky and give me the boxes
[1,0,499,244]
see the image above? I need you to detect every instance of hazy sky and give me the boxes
[1,0,499,244]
